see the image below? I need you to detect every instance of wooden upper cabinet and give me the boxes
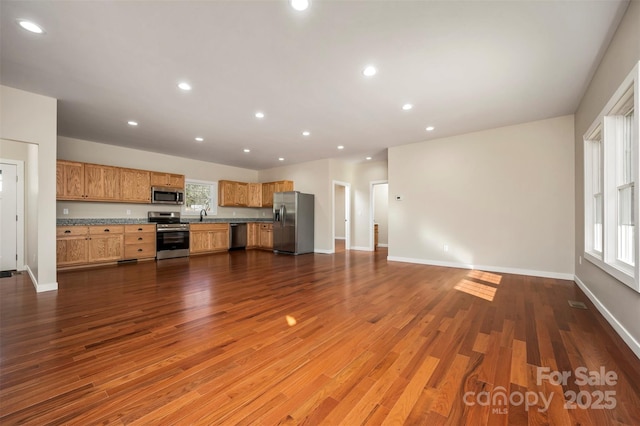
[247,183,262,207]
[218,180,249,207]
[121,168,151,203]
[84,164,121,201]
[261,182,276,208]
[151,172,185,189]
[262,181,293,207]
[274,180,294,193]
[56,160,85,199]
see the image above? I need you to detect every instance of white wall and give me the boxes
[0,85,57,292]
[57,136,265,219]
[259,159,333,253]
[574,1,640,357]
[388,115,575,279]
[373,183,388,245]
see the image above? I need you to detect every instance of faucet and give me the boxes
[200,209,207,222]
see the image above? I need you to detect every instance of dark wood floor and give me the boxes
[1,247,639,425]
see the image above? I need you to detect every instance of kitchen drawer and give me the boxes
[125,224,156,233]
[57,226,89,237]
[124,243,156,259]
[190,223,229,232]
[89,225,124,235]
[124,233,155,245]
[260,224,273,230]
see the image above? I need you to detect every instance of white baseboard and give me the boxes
[386,256,575,280]
[334,237,346,240]
[574,275,640,359]
[350,246,373,251]
[25,265,58,293]
[378,243,388,248]
[314,249,334,254]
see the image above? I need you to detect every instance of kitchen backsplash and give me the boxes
[56,201,272,220]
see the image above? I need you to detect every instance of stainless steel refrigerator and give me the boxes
[273,191,314,255]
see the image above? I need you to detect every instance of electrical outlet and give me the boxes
[126,209,131,215]
[262,211,266,217]
[233,211,236,216]
[63,208,69,215]
[443,244,449,252]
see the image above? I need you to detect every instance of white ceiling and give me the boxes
[0,0,629,170]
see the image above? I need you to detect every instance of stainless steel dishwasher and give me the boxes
[229,223,247,250]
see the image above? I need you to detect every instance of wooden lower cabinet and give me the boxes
[190,223,229,254]
[124,224,156,260]
[259,223,273,250]
[57,225,125,268]
[247,223,260,248]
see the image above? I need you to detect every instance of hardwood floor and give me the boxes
[1,249,639,425]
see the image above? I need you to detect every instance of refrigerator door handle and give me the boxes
[281,205,286,227]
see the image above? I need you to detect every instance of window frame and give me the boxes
[583,61,639,292]
[181,178,218,216]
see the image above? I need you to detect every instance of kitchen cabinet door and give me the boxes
[56,236,89,266]
[189,231,209,253]
[88,234,124,263]
[56,160,85,199]
[235,182,248,206]
[261,183,275,207]
[218,181,236,206]
[121,168,151,203]
[247,223,260,248]
[274,180,294,193]
[259,224,273,249]
[247,183,262,207]
[210,229,229,251]
[151,172,185,189]
[84,164,121,201]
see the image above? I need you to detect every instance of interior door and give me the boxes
[0,163,18,271]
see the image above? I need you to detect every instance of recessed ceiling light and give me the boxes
[290,0,309,11]
[178,82,192,91]
[366,157,372,160]
[302,131,310,136]
[337,145,344,150]
[402,104,413,111]
[426,126,435,131]
[255,112,265,119]
[278,157,285,161]
[127,121,138,126]
[363,65,377,77]
[195,137,204,142]
[17,20,44,34]
[243,148,251,153]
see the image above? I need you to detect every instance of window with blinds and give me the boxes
[583,61,639,292]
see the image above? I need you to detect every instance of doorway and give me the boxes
[333,181,350,253]
[1,159,25,273]
[370,180,388,251]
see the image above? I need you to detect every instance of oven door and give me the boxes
[156,229,190,259]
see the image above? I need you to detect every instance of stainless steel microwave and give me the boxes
[151,187,184,204]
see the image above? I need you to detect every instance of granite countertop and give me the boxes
[57,217,274,226]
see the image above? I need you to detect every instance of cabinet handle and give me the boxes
[138,227,143,231]
[104,229,110,232]
[138,237,143,241]
[138,248,143,252]
[64,230,71,234]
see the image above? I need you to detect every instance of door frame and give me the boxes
[370,180,388,251]
[332,180,351,252]
[1,158,25,271]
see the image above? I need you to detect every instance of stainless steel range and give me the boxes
[148,211,190,259]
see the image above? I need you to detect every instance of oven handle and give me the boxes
[156,228,190,233]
